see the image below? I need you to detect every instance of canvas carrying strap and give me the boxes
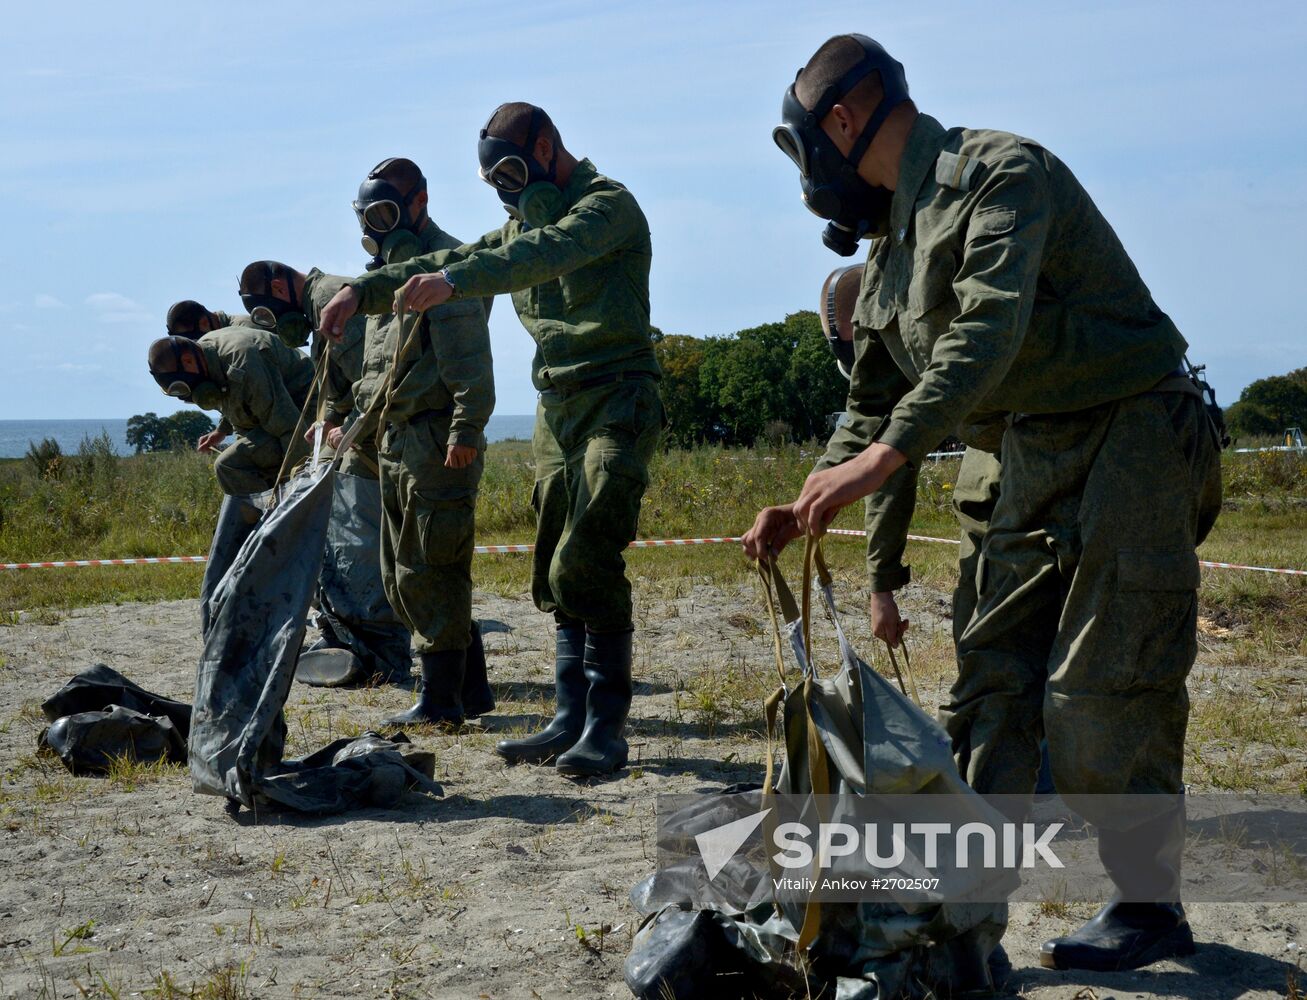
[273,343,333,489]
[755,537,835,950]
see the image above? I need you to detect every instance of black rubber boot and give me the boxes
[382,649,465,728]
[495,623,587,764]
[987,943,1012,990]
[461,621,495,718]
[556,629,633,778]
[1042,798,1193,970]
[1039,900,1194,971]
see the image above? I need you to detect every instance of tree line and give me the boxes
[653,310,848,448]
[1225,367,1307,441]
[125,323,1302,453]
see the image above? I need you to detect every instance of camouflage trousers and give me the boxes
[942,386,1222,808]
[532,377,664,633]
[213,428,287,497]
[949,448,1002,647]
[378,411,483,653]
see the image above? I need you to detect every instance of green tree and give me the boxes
[126,411,214,453]
[1226,368,1307,440]
[782,311,848,441]
[126,412,169,454]
[165,410,215,449]
[654,334,715,448]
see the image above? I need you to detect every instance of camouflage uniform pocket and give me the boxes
[560,264,606,313]
[1101,547,1199,694]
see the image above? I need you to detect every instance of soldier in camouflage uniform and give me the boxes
[165,300,249,456]
[146,324,315,496]
[319,105,663,778]
[326,158,496,728]
[747,35,1222,972]
[816,265,1003,649]
[234,260,413,685]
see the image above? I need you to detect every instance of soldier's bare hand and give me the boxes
[742,504,802,562]
[306,420,337,446]
[326,425,345,450]
[196,430,226,454]
[869,591,910,647]
[319,286,360,343]
[793,443,908,535]
[445,443,477,469]
[397,273,453,313]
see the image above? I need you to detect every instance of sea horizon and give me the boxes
[0,414,538,459]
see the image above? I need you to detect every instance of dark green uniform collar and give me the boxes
[417,217,453,251]
[889,114,949,244]
[561,158,599,210]
[302,268,326,326]
[198,340,229,389]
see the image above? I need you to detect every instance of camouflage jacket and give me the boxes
[352,158,659,392]
[302,269,367,427]
[348,221,494,449]
[196,324,315,442]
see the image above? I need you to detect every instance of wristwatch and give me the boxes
[439,268,457,297]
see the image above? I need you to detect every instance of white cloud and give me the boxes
[85,291,151,325]
[34,293,67,309]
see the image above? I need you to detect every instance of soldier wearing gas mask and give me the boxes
[146,325,314,496]
[816,264,1003,652]
[165,300,249,455]
[232,259,413,687]
[318,105,664,778]
[238,260,368,462]
[744,34,1224,973]
[328,156,496,729]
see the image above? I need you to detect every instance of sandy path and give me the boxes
[0,581,1301,999]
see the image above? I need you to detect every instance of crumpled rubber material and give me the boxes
[40,705,187,775]
[42,663,191,733]
[254,730,442,814]
[190,462,442,815]
[624,556,1009,1000]
[200,493,264,640]
[625,905,807,1000]
[38,664,192,776]
[312,472,412,684]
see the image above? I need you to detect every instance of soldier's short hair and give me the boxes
[238,260,292,297]
[166,300,212,337]
[796,35,885,113]
[372,157,425,198]
[484,102,560,149]
[147,336,199,374]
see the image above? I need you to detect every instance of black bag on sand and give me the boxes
[41,705,186,775]
[42,663,191,733]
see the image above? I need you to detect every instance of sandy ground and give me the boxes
[0,578,1303,999]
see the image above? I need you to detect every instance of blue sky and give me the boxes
[1,0,1303,420]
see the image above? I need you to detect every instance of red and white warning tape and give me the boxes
[2,532,1303,576]
[0,556,210,570]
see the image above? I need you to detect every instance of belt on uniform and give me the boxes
[542,370,656,400]
[387,405,454,432]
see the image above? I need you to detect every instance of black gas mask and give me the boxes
[240,262,312,348]
[148,337,225,410]
[820,264,864,379]
[353,159,426,270]
[773,35,911,256]
[477,107,565,228]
